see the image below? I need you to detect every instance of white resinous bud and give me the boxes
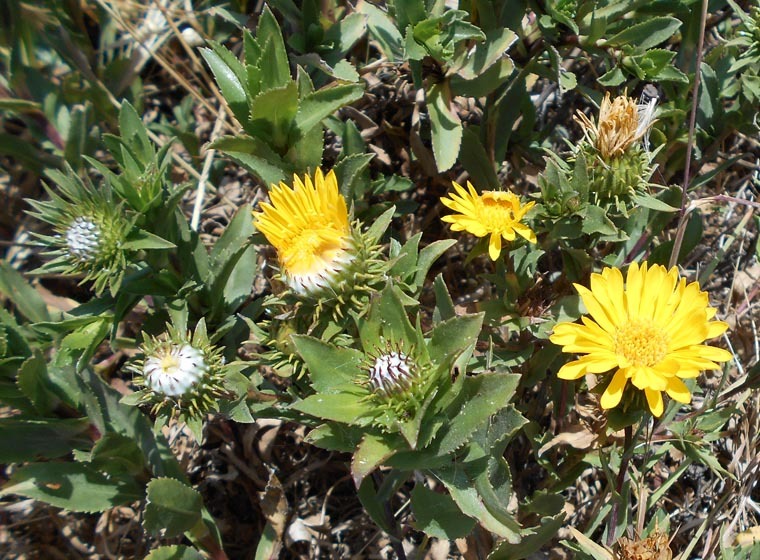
[143,344,208,397]
[369,352,414,396]
[66,216,101,261]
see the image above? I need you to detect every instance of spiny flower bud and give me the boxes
[143,343,208,397]
[368,351,415,396]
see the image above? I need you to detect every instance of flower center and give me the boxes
[614,319,669,367]
[479,193,515,229]
[281,227,346,276]
[159,354,181,373]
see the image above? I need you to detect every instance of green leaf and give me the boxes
[257,5,291,90]
[487,513,565,559]
[200,47,248,124]
[17,352,59,415]
[358,2,404,61]
[436,464,521,541]
[0,261,50,323]
[305,423,363,452]
[143,478,204,538]
[451,28,517,80]
[597,67,625,87]
[293,83,365,141]
[0,462,143,513]
[351,432,399,487]
[632,193,678,212]
[411,483,475,539]
[434,372,519,455]
[602,17,681,51]
[291,335,364,392]
[581,205,617,236]
[61,317,111,371]
[460,126,500,190]
[427,81,462,172]
[415,239,456,288]
[333,153,374,199]
[211,135,287,185]
[249,81,299,149]
[89,433,147,477]
[122,230,176,250]
[365,206,395,244]
[428,313,484,367]
[291,390,369,425]
[433,274,456,322]
[145,546,204,560]
[0,418,91,462]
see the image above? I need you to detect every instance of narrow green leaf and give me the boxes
[211,135,287,185]
[200,47,248,124]
[290,390,369,425]
[257,5,291,90]
[602,17,681,51]
[143,478,203,538]
[414,239,456,287]
[17,352,59,415]
[427,81,462,172]
[428,313,484,367]
[0,462,143,513]
[121,231,176,250]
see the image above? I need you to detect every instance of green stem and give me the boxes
[606,424,633,547]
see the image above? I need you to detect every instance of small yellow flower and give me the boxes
[575,92,657,160]
[254,169,353,294]
[440,181,536,261]
[550,262,732,417]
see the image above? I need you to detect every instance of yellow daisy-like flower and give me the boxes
[440,181,537,261]
[575,92,657,160]
[550,262,732,417]
[254,169,353,295]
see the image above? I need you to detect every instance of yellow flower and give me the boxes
[575,92,657,160]
[254,169,353,295]
[440,181,536,261]
[550,262,732,417]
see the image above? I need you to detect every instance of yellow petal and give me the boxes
[666,377,691,403]
[488,233,502,261]
[557,359,591,380]
[600,369,628,409]
[645,388,664,416]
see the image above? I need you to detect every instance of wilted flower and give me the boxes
[616,529,672,560]
[440,181,536,261]
[550,262,731,417]
[254,169,354,295]
[575,92,657,160]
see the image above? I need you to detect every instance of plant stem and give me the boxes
[669,0,709,269]
[606,424,633,547]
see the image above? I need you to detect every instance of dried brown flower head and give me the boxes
[615,530,672,560]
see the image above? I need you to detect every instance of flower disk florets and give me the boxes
[440,181,536,261]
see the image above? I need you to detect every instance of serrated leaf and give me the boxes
[0,462,142,512]
[351,432,399,487]
[434,372,519,456]
[17,351,59,415]
[632,193,678,212]
[0,418,91,462]
[293,83,364,141]
[411,484,475,539]
[211,135,287,185]
[428,313,484,367]
[89,433,147,477]
[144,478,203,538]
[451,28,517,80]
[305,423,363,452]
[333,153,374,199]
[358,2,404,61]
[257,5,291,90]
[249,82,299,150]
[427,81,462,172]
[364,206,395,244]
[200,47,248,124]
[291,335,364,392]
[414,239,456,288]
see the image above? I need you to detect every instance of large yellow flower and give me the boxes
[550,262,732,417]
[253,169,353,295]
[440,181,536,261]
[575,92,657,160]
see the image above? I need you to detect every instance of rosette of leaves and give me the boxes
[289,282,530,542]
